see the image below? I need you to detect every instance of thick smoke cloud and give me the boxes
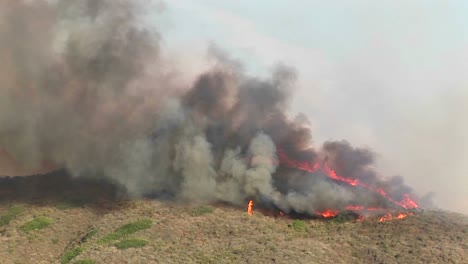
[0,0,419,215]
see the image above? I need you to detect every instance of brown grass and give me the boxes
[0,174,467,263]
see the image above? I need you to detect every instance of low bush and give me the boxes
[0,205,26,227]
[192,206,214,216]
[20,216,53,232]
[290,220,307,232]
[81,229,98,243]
[61,247,83,264]
[114,238,149,249]
[99,219,152,244]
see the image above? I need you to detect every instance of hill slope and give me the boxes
[0,174,467,264]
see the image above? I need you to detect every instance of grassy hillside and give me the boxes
[0,173,467,264]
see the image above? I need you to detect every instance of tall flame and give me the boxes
[247,200,254,216]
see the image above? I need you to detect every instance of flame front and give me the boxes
[247,200,254,216]
[379,212,410,222]
[277,148,419,210]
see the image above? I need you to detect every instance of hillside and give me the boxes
[0,173,467,264]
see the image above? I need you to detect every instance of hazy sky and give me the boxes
[156,1,467,213]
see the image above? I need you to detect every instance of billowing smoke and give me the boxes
[0,0,419,215]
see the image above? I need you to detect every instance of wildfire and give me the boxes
[277,148,419,210]
[317,209,339,218]
[247,200,253,216]
[245,149,418,222]
[345,205,386,211]
[345,205,365,211]
[315,206,414,222]
[397,212,408,219]
[379,212,410,222]
[379,213,393,222]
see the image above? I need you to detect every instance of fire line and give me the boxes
[277,148,418,210]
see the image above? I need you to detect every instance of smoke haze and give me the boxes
[164,1,468,214]
[0,0,426,215]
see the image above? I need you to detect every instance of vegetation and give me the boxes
[74,259,95,264]
[56,201,80,210]
[0,205,26,227]
[56,196,96,210]
[20,216,53,232]
[114,238,149,250]
[81,229,98,243]
[99,219,152,244]
[61,247,83,264]
[192,205,214,216]
[290,219,307,232]
[0,191,466,263]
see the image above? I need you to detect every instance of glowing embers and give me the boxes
[247,200,254,216]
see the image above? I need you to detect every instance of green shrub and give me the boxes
[0,205,26,227]
[61,247,83,264]
[114,238,149,249]
[192,205,214,216]
[74,259,95,264]
[20,216,53,232]
[290,220,307,232]
[81,229,98,243]
[99,219,152,244]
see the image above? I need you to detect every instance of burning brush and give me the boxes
[244,148,419,221]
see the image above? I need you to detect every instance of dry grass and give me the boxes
[0,205,25,227]
[0,173,467,263]
[191,205,215,216]
[73,259,96,264]
[99,219,152,244]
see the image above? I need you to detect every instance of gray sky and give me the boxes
[154,1,467,213]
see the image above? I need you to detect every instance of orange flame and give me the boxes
[317,209,339,218]
[247,200,253,216]
[379,213,393,222]
[277,148,419,210]
[379,212,410,222]
[397,212,408,219]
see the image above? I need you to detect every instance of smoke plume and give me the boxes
[0,0,419,215]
